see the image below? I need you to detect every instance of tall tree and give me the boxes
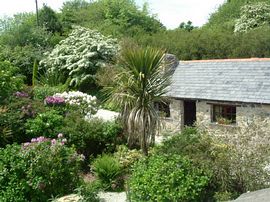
[106,47,172,155]
[178,21,194,31]
[60,0,164,36]
[39,4,63,33]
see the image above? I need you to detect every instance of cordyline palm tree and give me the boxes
[106,47,172,155]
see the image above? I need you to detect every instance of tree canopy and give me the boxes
[1,0,270,85]
[39,4,63,34]
[39,26,119,89]
[234,2,270,32]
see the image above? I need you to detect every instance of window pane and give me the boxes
[212,104,236,124]
[155,102,170,117]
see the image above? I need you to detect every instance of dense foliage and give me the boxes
[0,140,82,201]
[25,110,64,138]
[1,0,270,82]
[234,2,270,32]
[0,61,24,102]
[60,0,164,37]
[61,113,123,158]
[157,122,270,201]
[128,153,210,201]
[39,4,63,34]
[197,117,270,194]
[0,95,49,146]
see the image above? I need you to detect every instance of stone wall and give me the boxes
[160,99,183,132]
[197,101,270,126]
[163,98,270,132]
[237,104,270,123]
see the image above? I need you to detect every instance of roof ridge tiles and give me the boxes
[180,58,270,63]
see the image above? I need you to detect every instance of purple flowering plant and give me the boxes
[44,96,65,106]
[22,133,68,149]
[14,91,29,98]
[0,133,84,201]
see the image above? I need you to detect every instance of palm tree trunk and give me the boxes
[141,115,148,156]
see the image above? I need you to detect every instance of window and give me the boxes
[212,104,236,124]
[154,102,170,118]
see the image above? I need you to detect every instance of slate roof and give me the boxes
[167,58,270,104]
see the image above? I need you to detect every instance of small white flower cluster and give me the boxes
[54,91,98,117]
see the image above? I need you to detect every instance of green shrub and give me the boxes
[157,128,228,199]
[92,154,122,190]
[0,61,24,103]
[157,127,213,167]
[128,154,210,202]
[0,97,47,146]
[0,140,82,201]
[25,110,64,138]
[61,113,124,158]
[114,145,143,171]
[33,85,66,100]
[214,191,234,201]
[76,182,100,202]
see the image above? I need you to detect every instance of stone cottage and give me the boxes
[160,58,270,131]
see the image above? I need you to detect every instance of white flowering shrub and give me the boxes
[54,91,98,118]
[198,116,270,192]
[234,2,270,33]
[40,26,119,88]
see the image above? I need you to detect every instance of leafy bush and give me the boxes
[0,139,82,201]
[25,110,64,138]
[0,61,24,103]
[33,85,66,100]
[61,113,123,158]
[157,127,213,166]
[76,182,100,202]
[128,154,210,202]
[0,96,47,146]
[92,154,122,190]
[157,128,232,199]
[114,145,143,170]
[159,120,270,199]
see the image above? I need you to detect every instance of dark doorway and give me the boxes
[184,101,196,126]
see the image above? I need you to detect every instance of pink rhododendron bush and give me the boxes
[0,134,83,201]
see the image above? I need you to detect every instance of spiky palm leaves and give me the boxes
[106,47,172,155]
